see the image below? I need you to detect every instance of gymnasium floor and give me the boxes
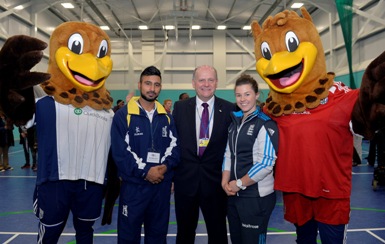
[1,140,385,243]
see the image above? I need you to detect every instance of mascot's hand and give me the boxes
[352,50,385,139]
[0,35,51,125]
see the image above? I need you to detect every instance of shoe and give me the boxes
[21,164,31,169]
[0,168,5,172]
[5,166,13,171]
[32,165,38,171]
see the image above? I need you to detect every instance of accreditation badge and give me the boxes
[147,149,160,163]
[199,138,210,147]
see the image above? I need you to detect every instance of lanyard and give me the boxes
[149,120,159,150]
[139,100,159,151]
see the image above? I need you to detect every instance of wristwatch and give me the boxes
[236,179,246,190]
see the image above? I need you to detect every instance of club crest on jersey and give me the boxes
[162,126,168,137]
[122,205,128,217]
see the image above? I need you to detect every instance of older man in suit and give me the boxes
[172,65,235,244]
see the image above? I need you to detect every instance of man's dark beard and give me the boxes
[141,92,158,102]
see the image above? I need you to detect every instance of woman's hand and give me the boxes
[222,181,236,196]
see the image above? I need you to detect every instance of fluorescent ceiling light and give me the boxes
[100,26,110,30]
[163,25,175,30]
[191,25,201,30]
[139,25,148,30]
[61,3,75,8]
[291,3,304,8]
[242,25,251,30]
[217,25,227,30]
[15,5,23,10]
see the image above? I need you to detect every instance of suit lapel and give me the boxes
[187,98,198,148]
[211,96,223,139]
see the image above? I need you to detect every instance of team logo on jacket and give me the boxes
[122,205,128,217]
[134,127,143,136]
[247,124,255,136]
[162,126,168,137]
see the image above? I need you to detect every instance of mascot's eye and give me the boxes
[260,42,272,60]
[97,40,108,58]
[285,31,299,52]
[68,33,84,55]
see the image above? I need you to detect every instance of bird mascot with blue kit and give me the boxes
[0,21,116,243]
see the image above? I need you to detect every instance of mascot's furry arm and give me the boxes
[352,50,385,139]
[0,35,50,125]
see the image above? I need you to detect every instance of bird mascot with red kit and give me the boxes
[251,7,385,243]
[0,21,114,243]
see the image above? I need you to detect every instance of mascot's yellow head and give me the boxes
[41,21,113,110]
[252,8,334,116]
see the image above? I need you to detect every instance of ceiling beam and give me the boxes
[84,0,121,36]
[258,0,282,25]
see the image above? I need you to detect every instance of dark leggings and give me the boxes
[295,219,346,244]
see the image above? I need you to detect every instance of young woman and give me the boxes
[222,74,279,244]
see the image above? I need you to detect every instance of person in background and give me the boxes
[179,92,190,101]
[222,74,279,244]
[0,114,14,172]
[367,138,377,166]
[352,134,363,167]
[113,99,125,112]
[366,128,385,167]
[111,65,180,243]
[19,125,38,171]
[163,99,173,114]
[172,65,235,244]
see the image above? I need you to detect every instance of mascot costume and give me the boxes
[0,21,114,243]
[251,8,385,243]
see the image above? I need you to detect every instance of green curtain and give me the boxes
[336,0,355,88]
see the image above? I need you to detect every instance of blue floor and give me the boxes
[1,140,385,243]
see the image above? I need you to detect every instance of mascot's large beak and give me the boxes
[256,42,317,93]
[55,46,112,93]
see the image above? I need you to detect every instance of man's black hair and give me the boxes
[179,93,188,100]
[140,66,161,80]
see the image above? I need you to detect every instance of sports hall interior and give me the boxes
[1,0,385,243]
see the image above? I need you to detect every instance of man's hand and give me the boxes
[145,165,167,184]
[158,164,167,175]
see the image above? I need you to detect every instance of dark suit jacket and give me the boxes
[172,96,235,197]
